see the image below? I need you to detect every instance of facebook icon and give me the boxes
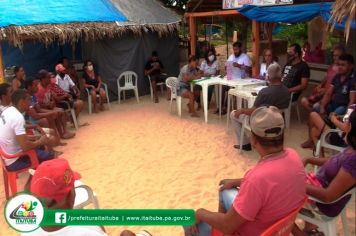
[55,212,67,224]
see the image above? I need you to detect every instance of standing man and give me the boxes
[282,43,310,102]
[144,51,167,103]
[227,42,252,79]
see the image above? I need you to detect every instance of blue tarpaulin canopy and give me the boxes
[0,0,127,27]
[238,2,356,30]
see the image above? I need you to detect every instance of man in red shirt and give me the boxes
[36,70,75,139]
[185,106,306,236]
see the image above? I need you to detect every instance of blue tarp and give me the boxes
[2,42,82,77]
[0,0,127,27]
[238,2,356,30]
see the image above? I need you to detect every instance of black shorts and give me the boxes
[57,100,74,109]
[150,74,167,83]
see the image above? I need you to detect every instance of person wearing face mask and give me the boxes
[282,43,310,102]
[199,49,220,109]
[82,60,108,113]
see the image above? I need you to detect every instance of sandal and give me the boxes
[303,229,325,236]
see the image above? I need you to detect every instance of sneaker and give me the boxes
[233,143,252,151]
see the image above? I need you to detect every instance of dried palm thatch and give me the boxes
[0,21,179,47]
[329,0,355,41]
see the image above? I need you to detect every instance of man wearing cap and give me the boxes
[36,69,75,140]
[0,88,55,171]
[23,158,107,236]
[185,106,306,236]
[230,63,290,151]
[55,63,81,101]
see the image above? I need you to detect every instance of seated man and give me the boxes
[60,57,80,87]
[230,63,290,151]
[282,43,310,102]
[55,64,83,111]
[144,51,167,103]
[177,55,202,117]
[317,54,355,116]
[23,158,107,236]
[24,78,62,146]
[0,87,54,172]
[36,70,75,139]
[49,72,84,120]
[300,45,345,111]
[185,106,306,236]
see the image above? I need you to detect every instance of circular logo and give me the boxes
[4,193,44,233]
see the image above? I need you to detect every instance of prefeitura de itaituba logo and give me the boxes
[5,193,44,232]
[10,200,38,223]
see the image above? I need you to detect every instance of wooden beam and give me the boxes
[0,44,4,84]
[189,16,197,56]
[185,10,239,18]
[252,20,260,77]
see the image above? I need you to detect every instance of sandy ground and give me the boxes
[0,94,355,236]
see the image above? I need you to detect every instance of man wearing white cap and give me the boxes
[185,106,306,236]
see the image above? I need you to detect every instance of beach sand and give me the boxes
[0,95,355,236]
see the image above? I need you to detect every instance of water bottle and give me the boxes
[226,61,232,80]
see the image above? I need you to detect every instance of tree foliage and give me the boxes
[162,0,189,10]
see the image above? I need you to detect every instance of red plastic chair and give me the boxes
[211,198,307,236]
[261,198,307,236]
[0,149,39,199]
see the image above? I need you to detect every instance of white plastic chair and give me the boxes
[73,180,99,209]
[165,77,182,117]
[83,81,111,115]
[61,101,78,130]
[147,75,165,101]
[283,92,301,129]
[239,115,252,153]
[313,129,347,173]
[117,71,139,104]
[297,188,355,236]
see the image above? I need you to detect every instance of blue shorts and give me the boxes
[183,189,239,236]
[6,149,55,172]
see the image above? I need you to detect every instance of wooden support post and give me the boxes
[0,44,5,84]
[189,16,197,56]
[252,20,260,77]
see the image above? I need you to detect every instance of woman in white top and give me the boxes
[198,49,220,109]
[259,48,275,79]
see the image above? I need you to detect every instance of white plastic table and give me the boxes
[192,77,266,123]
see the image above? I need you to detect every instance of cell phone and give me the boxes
[251,92,258,96]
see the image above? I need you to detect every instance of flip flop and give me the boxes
[58,142,67,146]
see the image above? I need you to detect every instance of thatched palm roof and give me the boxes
[0,0,181,46]
[329,0,355,41]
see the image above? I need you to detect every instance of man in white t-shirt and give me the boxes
[0,85,54,171]
[55,63,81,99]
[22,158,107,236]
[227,41,252,79]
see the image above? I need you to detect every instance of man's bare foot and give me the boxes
[191,112,200,117]
[187,103,192,113]
[58,141,67,146]
[62,132,75,139]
